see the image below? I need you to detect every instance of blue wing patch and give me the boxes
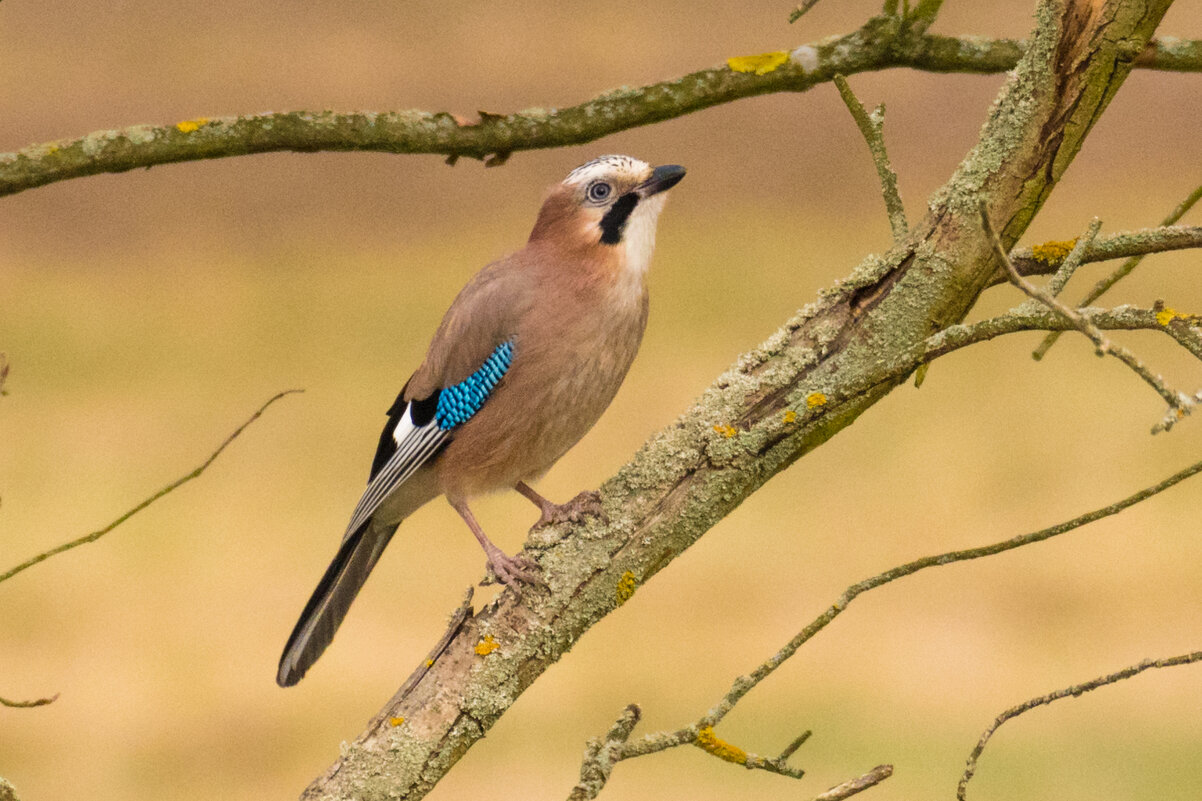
[340,340,515,538]
[435,341,514,430]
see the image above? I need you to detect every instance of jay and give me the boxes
[277,155,685,687]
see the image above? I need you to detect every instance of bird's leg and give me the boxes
[514,481,606,529]
[448,497,543,589]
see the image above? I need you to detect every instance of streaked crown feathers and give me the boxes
[564,154,650,187]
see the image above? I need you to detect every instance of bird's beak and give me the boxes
[637,164,686,198]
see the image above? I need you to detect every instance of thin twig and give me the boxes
[1035,183,1202,358]
[1044,217,1101,297]
[570,455,1202,799]
[834,74,908,242]
[1005,224,1202,281]
[981,204,1195,433]
[0,389,302,586]
[568,705,643,801]
[0,692,59,708]
[0,353,9,397]
[813,765,894,801]
[788,0,822,23]
[696,456,1202,732]
[957,650,1202,801]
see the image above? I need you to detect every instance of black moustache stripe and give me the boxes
[599,192,639,245]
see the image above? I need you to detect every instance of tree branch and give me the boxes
[1006,224,1202,280]
[0,692,58,709]
[2,18,1198,199]
[812,766,895,801]
[0,389,301,586]
[984,208,1197,432]
[1033,183,1202,357]
[566,451,1202,799]
[833,74,908,242]
[299,3,1178,798]
[957,650,1202,801]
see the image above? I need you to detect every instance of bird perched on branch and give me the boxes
[277,155,685,687]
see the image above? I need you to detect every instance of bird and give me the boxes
[276,154,685,687]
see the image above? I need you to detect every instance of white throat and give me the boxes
[621,193,667,282]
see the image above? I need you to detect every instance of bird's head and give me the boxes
[529,155,685,279]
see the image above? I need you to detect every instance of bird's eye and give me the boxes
[586,181,612,203]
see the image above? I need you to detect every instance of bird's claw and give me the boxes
[532,490,607,529]
[483,549,546,591]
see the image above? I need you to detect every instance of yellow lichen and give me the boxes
[783,409,797,423]
[695,726,748,764]
[616,571,637,605]
[1156,306,1182,326]
[425,658,435,667]
[175,117,211,133]
[713,424,737,438]
[474,634,499,656]
[389,716,405,727]
[726,51,789,75]
[1030,238,1077,266]
[806,392,827,409]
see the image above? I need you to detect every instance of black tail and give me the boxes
[276,521,397,687]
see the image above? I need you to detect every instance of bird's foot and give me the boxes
[531,490,607,530]
[483,547,546,591]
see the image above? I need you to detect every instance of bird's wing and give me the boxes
[342,262,532,539]
[341,389,450,539]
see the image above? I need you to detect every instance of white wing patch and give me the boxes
[342,404,448,539]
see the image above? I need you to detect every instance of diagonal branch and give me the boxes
[567,452,1202,800]
[0,389,301,586]
[1033,183,1202,357]
[1,20,1198,199]
[983,207,1196,432]
[957,650,1202,801]
[298,4,1178,799]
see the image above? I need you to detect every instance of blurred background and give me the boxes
[3,1,1202,799]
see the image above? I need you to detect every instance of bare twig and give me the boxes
[0,389,301,586]
[1044,217,1101,297]
[833,74,908,242]
[568,705,643,801]
[0,692,58,708]
[693,458,1202,735]
[788,0,822,23]
[813,765,894,801]
[981,204,1195,433]
[1034,183,1202,358]
[0,353,9,397]
[1005,224,1202,280]
[957,650,1202,801]
[567,454,1202,799]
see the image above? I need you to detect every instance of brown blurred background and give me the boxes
[4,1,1202,799]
